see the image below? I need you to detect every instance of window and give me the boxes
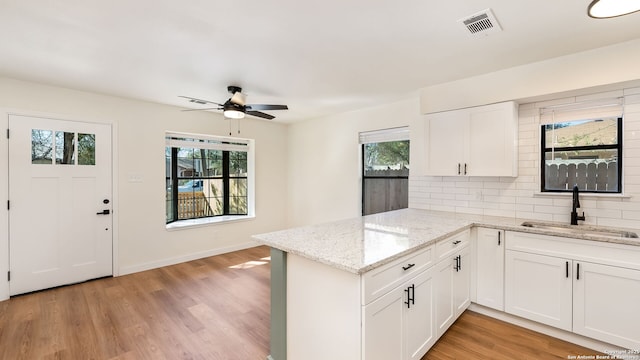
[541,117,622,193]
[360,127,410,215]
[31,129,96,165]
[165,132,254,225]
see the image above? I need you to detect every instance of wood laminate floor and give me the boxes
[0,246,604,359]
[422,311,603,360]
[0,246,271,360]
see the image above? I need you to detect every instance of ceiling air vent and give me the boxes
[458,8,502,37]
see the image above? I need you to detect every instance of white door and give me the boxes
[434,256,454,337]
[453,246,471,317]
[573,261,640,349]
[8,115,112,295]
[476,228,505,311]
[424,110,466,176]
[505,250,572,331]
[363,284,404,360]
[406,267,436,360]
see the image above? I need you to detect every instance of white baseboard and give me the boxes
[468,303,625,354]
[119,241,259,276]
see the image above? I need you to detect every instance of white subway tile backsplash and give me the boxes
[484,209,516,217]
[431,204,455,212]
[515,203,535,212]
[456,207,484,215]
[596,218,640,229]
[431,193,456,200]
[516,211,553,221]
[586,208,622,220]
[534,205,568,215]
[623,211,640,220]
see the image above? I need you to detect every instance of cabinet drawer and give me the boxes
[436,230,470,260]
[362,246,434,305]
[506,231,640,270]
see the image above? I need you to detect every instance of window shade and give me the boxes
[539,98,623,124]
[359,127,410,144]
[166,132,252,152]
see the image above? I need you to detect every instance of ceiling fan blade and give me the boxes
[178,95,223,106]
[246,104,288,111]
[230,91,246,106]
[246,110,275,120]
[181,107,222,112]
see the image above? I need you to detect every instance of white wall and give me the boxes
[0,76,288,299]
[410,87,640,229]
[286,96,422,227]
[420,38,640,114]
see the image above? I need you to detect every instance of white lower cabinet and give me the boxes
[475,228,505,311]
[363,284,404,360]
[505,250,572,331]
[363,230,471,360]
[364,263,437,360]
[435,243,470,337]
[573,261,640,349]
[505,231,640,349]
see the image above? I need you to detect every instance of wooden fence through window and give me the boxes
[363,168,409,215]
[177,192,214,219]
[545,161,618,191]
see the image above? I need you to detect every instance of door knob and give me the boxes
[96,209,110,215]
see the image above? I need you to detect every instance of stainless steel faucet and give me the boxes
[571,185,585,225]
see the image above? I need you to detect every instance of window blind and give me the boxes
[358,126,410,144]
[165,132,252,152]
[539,98,623,124]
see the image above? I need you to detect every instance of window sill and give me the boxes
[533,192,631,199]
[166,215,255,231]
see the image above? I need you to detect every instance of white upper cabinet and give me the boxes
[423,101,518,177]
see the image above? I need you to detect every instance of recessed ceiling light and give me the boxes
[588,0,640,18]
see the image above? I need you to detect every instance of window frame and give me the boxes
[165,132,255,228]
[359,126,410,216]
[540,117,623,194]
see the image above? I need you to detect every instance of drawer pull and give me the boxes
[452,240,462,245]
[402,263,416,271]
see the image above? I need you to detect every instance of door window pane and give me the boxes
[55,131,75,165]
[32,129,53,164]
[78,133,96,165]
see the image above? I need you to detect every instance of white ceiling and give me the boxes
[1,0,640,123]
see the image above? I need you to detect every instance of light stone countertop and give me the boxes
[252,208,640,274]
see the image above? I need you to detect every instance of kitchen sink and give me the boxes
[520,221,639,239]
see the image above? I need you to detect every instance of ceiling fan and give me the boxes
[180,86,288,120]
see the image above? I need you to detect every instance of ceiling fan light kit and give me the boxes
[588,0,640,18]
[180,85,288,120]
[223,103,246,119]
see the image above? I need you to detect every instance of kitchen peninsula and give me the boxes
[253,209,640,360]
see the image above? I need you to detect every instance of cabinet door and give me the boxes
[476,228,505,310]
[363,285,404,360]
[405,267,436,360]
[453,246,471,317]
[434,255,454,337]
[505,251,572,331]
[573,261,640,349]
[424,110,466,176]
[466,103,517,176]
